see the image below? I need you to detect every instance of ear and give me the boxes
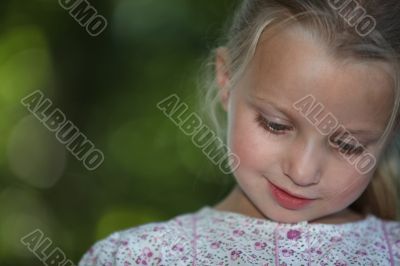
[215,47,231,112]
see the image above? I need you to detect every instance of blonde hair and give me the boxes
[198,0,400,220]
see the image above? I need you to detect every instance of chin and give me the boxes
[263,208,314,223]
[254,199,327,223]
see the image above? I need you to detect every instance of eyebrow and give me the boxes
[250,95,296,119]
[249,94,384,144]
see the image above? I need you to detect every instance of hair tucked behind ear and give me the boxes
[198,0,400,220]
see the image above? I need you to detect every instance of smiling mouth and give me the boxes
[273,183,313,199]
[267,180,315,210]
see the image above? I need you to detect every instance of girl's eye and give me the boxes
[255,114,292,135]
[330,139,365,155]
[255,113,366,155]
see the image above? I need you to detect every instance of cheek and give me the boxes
[323,170,372,204]
[227,104,281,172]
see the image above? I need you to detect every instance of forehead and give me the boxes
[244,25,394,132]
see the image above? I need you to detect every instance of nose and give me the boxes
[283,138,323,187]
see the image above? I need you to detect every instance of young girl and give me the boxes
[79,0,400,265]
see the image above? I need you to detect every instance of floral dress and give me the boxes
[79,206,400,265]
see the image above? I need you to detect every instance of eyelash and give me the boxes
[255,113,365,155]
[329,137,365,155]
[255,113,292,135]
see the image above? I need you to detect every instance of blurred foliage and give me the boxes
[0,0,239,265]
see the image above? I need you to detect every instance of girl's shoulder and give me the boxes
[78,206,207,266]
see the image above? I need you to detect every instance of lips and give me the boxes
[273,182,313,200]
[268,180,314,210]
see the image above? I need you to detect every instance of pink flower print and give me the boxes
[211,241,221,249]
[124,261,131,266]
[309,247,322,255]
[213,218,224,223]
[119,240,129,246]
[254,241,267,250]
[334,260,347,266]
[172,243,184,252]
[139,234,148,240]
[135,248,158,265]
[230,250,242,261]
[135,254,148,265]
[287,229,301,240]
[366,226,375,231]
[374,241,386,250]
[355,249,367,256]
[143,247,153,258]
[282,248,294,257]
[153,226,165,231]
[330,236,342,242]
[233,229,245,236]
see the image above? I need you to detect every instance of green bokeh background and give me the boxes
[0,0,238,265]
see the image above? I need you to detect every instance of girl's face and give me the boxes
[216,25,394,223]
